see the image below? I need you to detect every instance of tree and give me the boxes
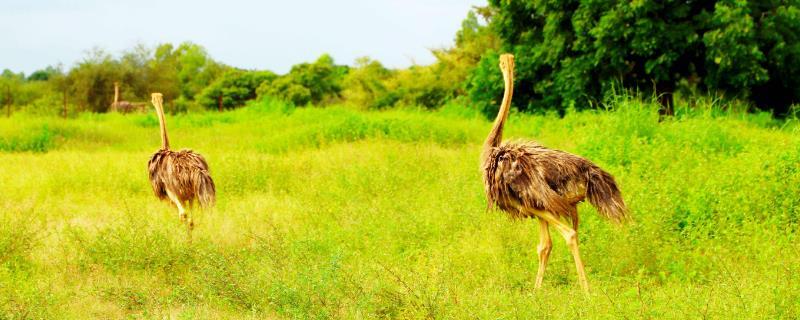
[0,75,18,116]
[50,69,72,118]
[376,9,499,110]
[27,65,62,82]
[174,43,225,100]
[197,70,276,110]
[1,69,50,115]
[468,0,800,115]
[431,10,500,98]
[68,48,123,112]
[144,42,225,102]
[257,76,312,106]
[257,54,348,106]
[340,57,392,109]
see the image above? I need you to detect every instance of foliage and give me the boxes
[197,70,276,111]
[341,57,393,109]
[147,42,226,102]
[27,65,63,82]
[67,48,129,112]
[1,71,51,115]
[469,0,800,115]
[432,10,500,98]
[5,4,800,117]
[379,10,499,110]
[257,54,348,106]
[0,43,227,115]
[256,76,312,107]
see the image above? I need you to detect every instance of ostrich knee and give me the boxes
[537,240,552,258]
[563,230,578,247]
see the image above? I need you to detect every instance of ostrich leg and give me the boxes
[534,218,552,289]
[166,190,187,223]
[165,190,193,240]
[186,214,194,234]
[530,209,590,293]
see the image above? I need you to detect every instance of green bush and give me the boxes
[197,70,276,110]
[0,125,56,152]
[257,54,347,106]
[341,57,393,109]
[257,77,311,106]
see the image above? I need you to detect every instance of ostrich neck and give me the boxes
[482,70,514,161]
[156,104,170,150]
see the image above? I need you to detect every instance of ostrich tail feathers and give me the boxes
[586,166,627,223]
[195,170,216,208]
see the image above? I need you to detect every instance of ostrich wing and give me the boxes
[148,149,215,207]
[496,144,578,219]
[148,150,170,201]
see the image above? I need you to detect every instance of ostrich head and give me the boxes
[499,54,514,84]
[151,93,164,109]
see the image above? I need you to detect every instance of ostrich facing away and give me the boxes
[148,93,215,237]
[481,54,626,293]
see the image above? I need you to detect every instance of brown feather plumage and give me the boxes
[148,149,216,208]
[482,141,626,225]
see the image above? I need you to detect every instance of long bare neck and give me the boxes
[152,94,170,150]
[482,54,515,159]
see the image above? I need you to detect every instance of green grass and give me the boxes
[0,97,798,319]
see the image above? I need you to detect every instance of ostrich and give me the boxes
[148,93,215,237]
[481,54,626,293]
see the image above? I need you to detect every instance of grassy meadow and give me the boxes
[1,98,799,319]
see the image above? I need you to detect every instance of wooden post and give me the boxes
[656,81,674,118]
[218,94,223,112]
[63,88,68,118]
[5,85,10,117]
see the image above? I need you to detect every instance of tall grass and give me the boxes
[0,97,798,318]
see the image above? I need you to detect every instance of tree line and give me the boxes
[3,1,799,117]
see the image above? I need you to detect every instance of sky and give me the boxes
[0,0,486,75]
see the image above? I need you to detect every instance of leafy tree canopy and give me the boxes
[467,0,800,115]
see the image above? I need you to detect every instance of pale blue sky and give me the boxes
[1,0,486,75]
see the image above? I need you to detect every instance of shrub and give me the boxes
[197,70,276,110]
[257,54,348,106]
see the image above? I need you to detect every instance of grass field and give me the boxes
[1,98,799,319]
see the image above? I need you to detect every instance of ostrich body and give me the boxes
[148,93,215,236]
[481,55,626,292]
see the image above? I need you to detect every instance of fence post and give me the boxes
[63,88,68,118]
[5,85,10,117]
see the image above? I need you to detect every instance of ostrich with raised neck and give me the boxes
[148,93,215,238]
[481,54,627,293]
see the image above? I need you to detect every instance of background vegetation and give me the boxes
[4,1,800,118]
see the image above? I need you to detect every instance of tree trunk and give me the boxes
[218,94,223,112]
[656,82,674,117]
[5,85,11,117]
[63,89,68,118]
